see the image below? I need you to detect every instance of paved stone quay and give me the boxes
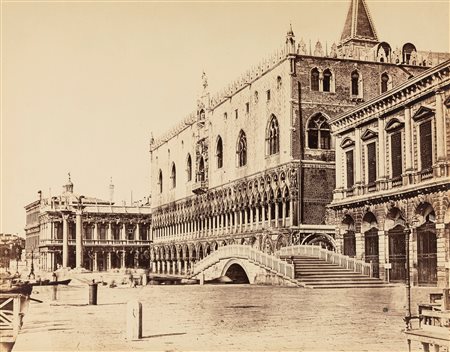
[12,283,436,351]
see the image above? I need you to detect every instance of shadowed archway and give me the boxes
[223,263,250,284]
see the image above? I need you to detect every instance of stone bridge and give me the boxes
[189,245,299,286]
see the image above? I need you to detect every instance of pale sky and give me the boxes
[1,0,449,236]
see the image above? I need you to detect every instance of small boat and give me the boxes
[205,275,233,284]
[30,279,71,286]
[0,283,33,296]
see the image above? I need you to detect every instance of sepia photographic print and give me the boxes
[1,0,449,351]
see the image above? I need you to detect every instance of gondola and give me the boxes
[30,279,71,286]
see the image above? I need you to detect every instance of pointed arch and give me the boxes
[307,113,331,150]
[311,67,320,91]
[266,115,280,155]
[158,169,163,193]
[216,136,223,169]
[351,70,362,97]
[237,130,247,167]
[380,72,392,93]
[186,154,192,182]
[171,162,176,188]
[323,69,333,92]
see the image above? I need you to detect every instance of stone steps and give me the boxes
[282,255,387,289]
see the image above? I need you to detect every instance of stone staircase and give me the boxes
[284,256,389,289]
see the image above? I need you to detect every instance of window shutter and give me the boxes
[346,150,354,188]
[367,142,377,184]
[420,120,432,170]
[391,132,402,178]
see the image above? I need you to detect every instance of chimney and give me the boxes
[109,177,114,205]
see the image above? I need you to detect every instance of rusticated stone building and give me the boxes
[328,60,450,287]
[24,176,152,272]
[149,0,449,275]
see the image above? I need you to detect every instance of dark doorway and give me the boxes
[364,228,379,278]
[417,223,437,286]
[343,231,356,257]
[224,264,250,284]
[388,225,406,282]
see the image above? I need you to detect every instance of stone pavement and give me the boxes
[12,283,438,351]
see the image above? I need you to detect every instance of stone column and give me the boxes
[250,208,254,230]
[62,213,69,268]
[93,222,98,241]
[268,203,272,227]
[93,252,98,271]
[275,202,279,228]
[184,260,188,275]
[107,252,112,271]
[121,250,126,269]
[404,106,413,171]
[282,201,286,227]
[121,223,126,241]
[75,210,83,269]
[255,207,260,229]
[177,260,182,275]
[107,222,112,241]
[262,205,266,228]
[377,118,386,183]
[354,127,362,189]
[435,91,446,161]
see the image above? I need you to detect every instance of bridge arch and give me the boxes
[221,259,252,284]
[301,233,337,251]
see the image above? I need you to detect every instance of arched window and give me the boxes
[197,157,205,182]
[381,73,390,93]
[402,43,416,64]
[323,69,332,92]
[311,68,320,91]
[277,76,282,89]
[351,70,360,96]
[171,163,176,188]
[307,113,331,149]
[237,130,247,167]
[216,136,223,169]
[186,154,192,181]
[266,115,280,155]
[158,170,163,193]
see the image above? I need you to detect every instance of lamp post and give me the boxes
[28,248,35,280]
[404,224,412,328]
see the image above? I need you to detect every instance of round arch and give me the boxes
[301,233,337,251]
[221,259,251,284]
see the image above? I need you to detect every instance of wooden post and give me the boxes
[126,301,142,340]
[52,285,58,301]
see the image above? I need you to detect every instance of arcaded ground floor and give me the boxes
[13,282,440,351]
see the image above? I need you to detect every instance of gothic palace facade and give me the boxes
[149,0,449,276]
[24,177,151,272]
[329,60,450,287]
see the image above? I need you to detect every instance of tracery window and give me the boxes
[311,68,320,91]
[237,130,247,167]
[216,136,223,169]
[307,113,331,149]
[266,115,280,155]
[323,69,332,92]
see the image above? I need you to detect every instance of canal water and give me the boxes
[15,283,410,351]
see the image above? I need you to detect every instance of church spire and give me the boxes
[339,0,378,48]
